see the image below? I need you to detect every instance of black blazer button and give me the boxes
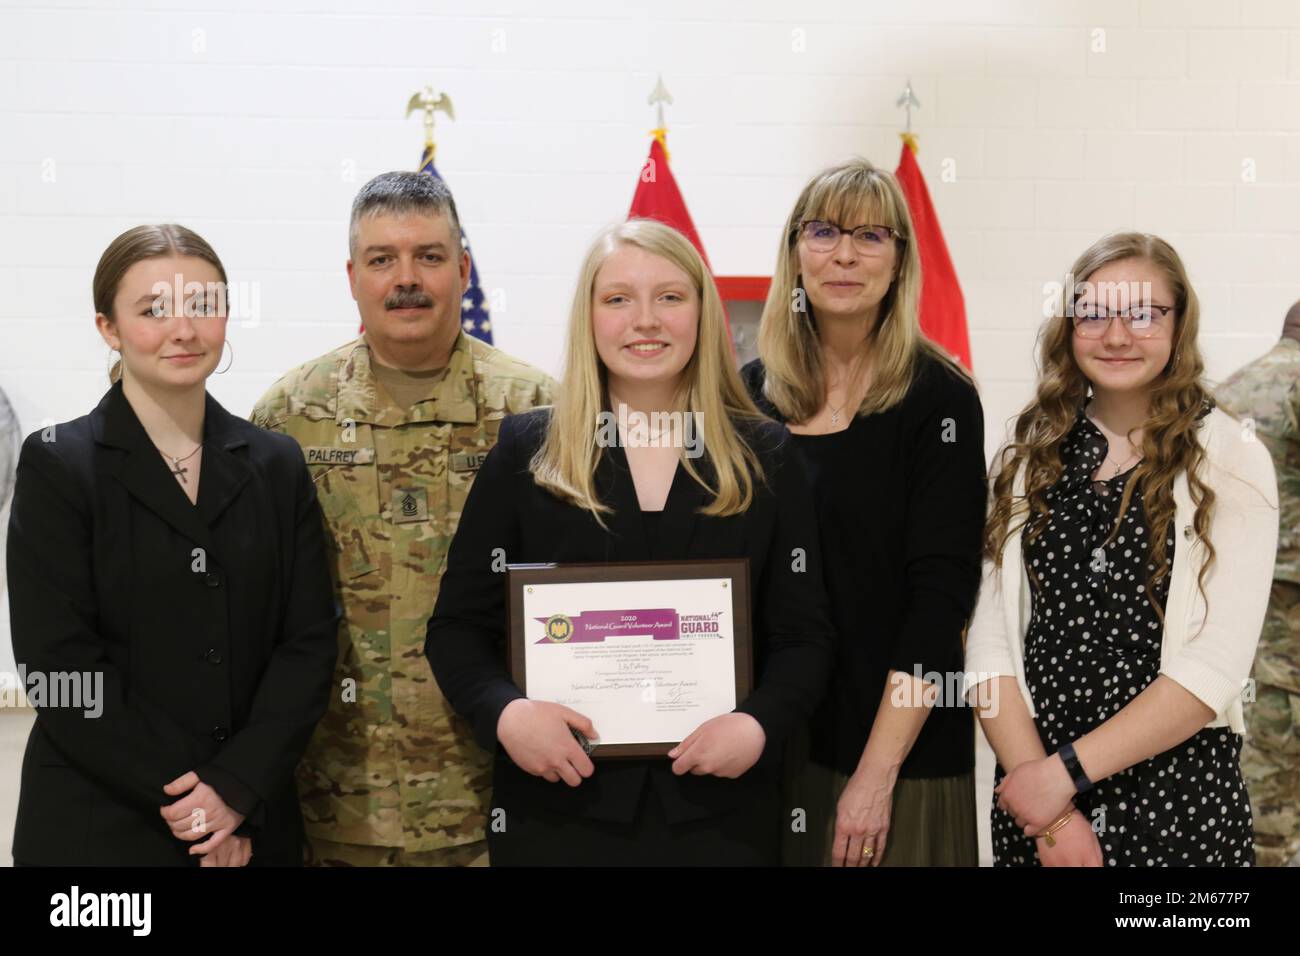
[205,572,221,588]
[211,725,229,742]
[204,648,222,665]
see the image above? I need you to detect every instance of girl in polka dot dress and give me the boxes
[966,232,1279,867]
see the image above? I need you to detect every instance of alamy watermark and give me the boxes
[889,666,1002,717]
[1041,277,1155,319]
[595,404,704,459]
[149,274,261,327]
[0,666,103,718]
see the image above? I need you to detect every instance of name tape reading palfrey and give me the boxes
[303,446,377,466]
[303,446,483,470]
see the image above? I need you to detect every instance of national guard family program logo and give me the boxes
[544,613,574,643]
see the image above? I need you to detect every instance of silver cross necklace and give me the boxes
[156,443,202,483]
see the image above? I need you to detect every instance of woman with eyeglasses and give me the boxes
[740,158,987,867]
[966,232,1278,866]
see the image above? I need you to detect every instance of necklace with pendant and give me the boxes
[823,351,871,432]
[1085,402,1141,481]
[826,370,853,431]
[828,399,848,429]
[1108,449,1140,477]
[156,443,202,483]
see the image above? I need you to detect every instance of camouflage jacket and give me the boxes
[1217,336,1300,694]
[251,331,555,849]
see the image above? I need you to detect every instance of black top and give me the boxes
[8,380,339,865]
[639,508,665,556]
[1023,407,1178,720]
[425,408,835,825]
[740,353,987,778]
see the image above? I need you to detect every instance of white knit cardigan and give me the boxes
[964,407,1279,734]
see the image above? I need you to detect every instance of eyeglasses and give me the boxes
[1071,305,1173,338]
[798,219,903,255]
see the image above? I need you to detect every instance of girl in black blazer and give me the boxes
[425,219,835,865]
[8,225,338,866]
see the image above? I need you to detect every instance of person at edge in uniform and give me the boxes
[250,172,556,866]
[10,224,338,866]
[968,232,1278,866]
[1216,299,1300,867]
[425,218,834,866]
[740,157,987,868]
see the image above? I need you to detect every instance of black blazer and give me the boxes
[8,380,339,865]
[425,408,834,826]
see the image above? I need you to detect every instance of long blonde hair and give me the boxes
[530,219,766,522]
[984,232,1216,624]
[757,156,968,423]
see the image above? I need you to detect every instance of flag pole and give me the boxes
[892,78,974,370]
[399,87,493,344]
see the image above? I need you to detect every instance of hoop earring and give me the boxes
[107,347,120,380]
[216,340,233,374]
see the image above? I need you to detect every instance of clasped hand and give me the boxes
[159,771,251,867]
[995,755,1103,866]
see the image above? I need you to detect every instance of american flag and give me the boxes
[419,146,492,344]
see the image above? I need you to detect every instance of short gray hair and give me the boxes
[348,170,463,256]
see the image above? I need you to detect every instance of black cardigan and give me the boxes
[424,408,835,825]
[740,353,987,778]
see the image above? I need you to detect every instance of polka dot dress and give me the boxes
[991,405,1254,867]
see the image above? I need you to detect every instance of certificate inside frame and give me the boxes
[506,559,753,759]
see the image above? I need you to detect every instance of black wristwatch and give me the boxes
[1056,742,1094,794]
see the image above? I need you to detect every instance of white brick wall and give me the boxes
[1,0,1299,680]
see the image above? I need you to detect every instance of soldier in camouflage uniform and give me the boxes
[1216,300,1300,867]
[251,171,555,866]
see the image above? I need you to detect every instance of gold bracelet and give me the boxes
[1037,808,1074,848]
[1045,809,1073,832]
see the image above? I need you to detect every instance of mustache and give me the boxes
[385,289,434,310]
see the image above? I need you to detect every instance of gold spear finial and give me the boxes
[648,74,673,161]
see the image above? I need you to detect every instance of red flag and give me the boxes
[894,139,972,370]
[628,138,732,343]
[629,138,709,264]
